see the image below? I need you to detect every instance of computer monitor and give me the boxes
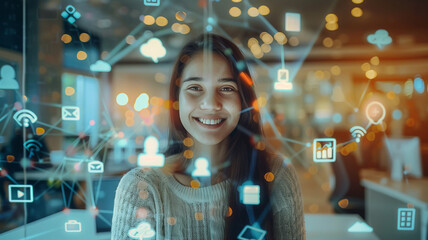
[384,137,422,178]
[92,177,121,233]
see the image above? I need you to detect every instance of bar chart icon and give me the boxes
[313,138,336,162]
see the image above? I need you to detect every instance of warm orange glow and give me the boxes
[173,101,179,110]
[65,86,75,96]
[61,34,72,43]
[338,199,349,208]
[163,100,171,109]
[248,7,259,17]
[190,180,200,189]
[184,149,194,159]
[274,32,287,45]
[258,5,270,15]
[79,33,90,42]
[226,207,233,217]
[143,15,155,25]
[156,16,168,27]
[176,11,187,21]
[36,127,45,135]
[366,132,375,141]
[229,7,241,17]
[264,172,275,182]
[76,51,87,60]
[183,137,194,147]
[7,155,15,162]
[167,217,177,225]
[195,212,204,220]
[351,7,363,17]
[239,72,253,86]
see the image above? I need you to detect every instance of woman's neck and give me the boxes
[175,138,230,186]
[191,138,229,169]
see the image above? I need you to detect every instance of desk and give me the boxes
[0,211,376,240]
[361,169,428,240]
[305,214,379,240]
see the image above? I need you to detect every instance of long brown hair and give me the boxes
[165,33,274,239]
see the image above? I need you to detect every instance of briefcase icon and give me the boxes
[65,220,81,232]
[62,106,80,121]
[88,160,104,173]
[144,0,160,6]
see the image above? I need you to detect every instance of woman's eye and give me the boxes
[187,86,202,91]
[221,86,236,92]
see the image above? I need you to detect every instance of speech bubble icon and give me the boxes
[365,101,386,125]
[139,38,166,63]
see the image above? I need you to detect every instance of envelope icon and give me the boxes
[62,106,80,121]
[88,160,104,173]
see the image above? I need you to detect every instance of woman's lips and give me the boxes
[193,117,226,129]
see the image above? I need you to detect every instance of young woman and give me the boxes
[112,34,305,239]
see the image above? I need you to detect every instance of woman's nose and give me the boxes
[200,92,221,110]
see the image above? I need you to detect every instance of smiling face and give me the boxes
[178,52,241,146]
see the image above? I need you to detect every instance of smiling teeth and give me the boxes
[198,118,223,125]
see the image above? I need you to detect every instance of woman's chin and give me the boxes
[191,134,226,146]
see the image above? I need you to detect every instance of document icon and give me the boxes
[8,184,34,203]
[62,106,80,121]
[88,160,104,173]
[65,220,82,232]
[240,184,260,205]
[285,12,301,32]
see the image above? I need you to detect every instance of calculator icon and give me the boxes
[144,0,160,6]
[397,208,415,230]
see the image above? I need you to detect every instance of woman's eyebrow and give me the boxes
[218,78,237,83]
[182,77,236,83]
[182,77,202,83]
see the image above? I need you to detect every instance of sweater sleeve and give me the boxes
[271,165,306,240]
[111,169,161,240]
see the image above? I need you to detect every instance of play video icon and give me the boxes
[8,184,34,203]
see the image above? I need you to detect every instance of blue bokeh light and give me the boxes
[414,77,425,94]
[332,113,342,123]
[392,109,402,120]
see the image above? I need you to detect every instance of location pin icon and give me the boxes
[365,101,386,125]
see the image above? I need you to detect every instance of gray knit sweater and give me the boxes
[111,164,305,239]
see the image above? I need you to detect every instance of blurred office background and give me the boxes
[0,0,427,239]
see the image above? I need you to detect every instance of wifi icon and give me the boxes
[13,109,38,127]
[350,126,367,143]
[24,139,43,160]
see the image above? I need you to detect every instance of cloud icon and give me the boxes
[348,221,373,233]
[128,222,155,240]
[140,38,166,63]
[367,29,392,49]
[90,60,111,72]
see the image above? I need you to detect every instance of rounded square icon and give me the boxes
[313,138,336,162]
[8,184,34,203]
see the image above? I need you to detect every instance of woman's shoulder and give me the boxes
[117,167,165,193]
